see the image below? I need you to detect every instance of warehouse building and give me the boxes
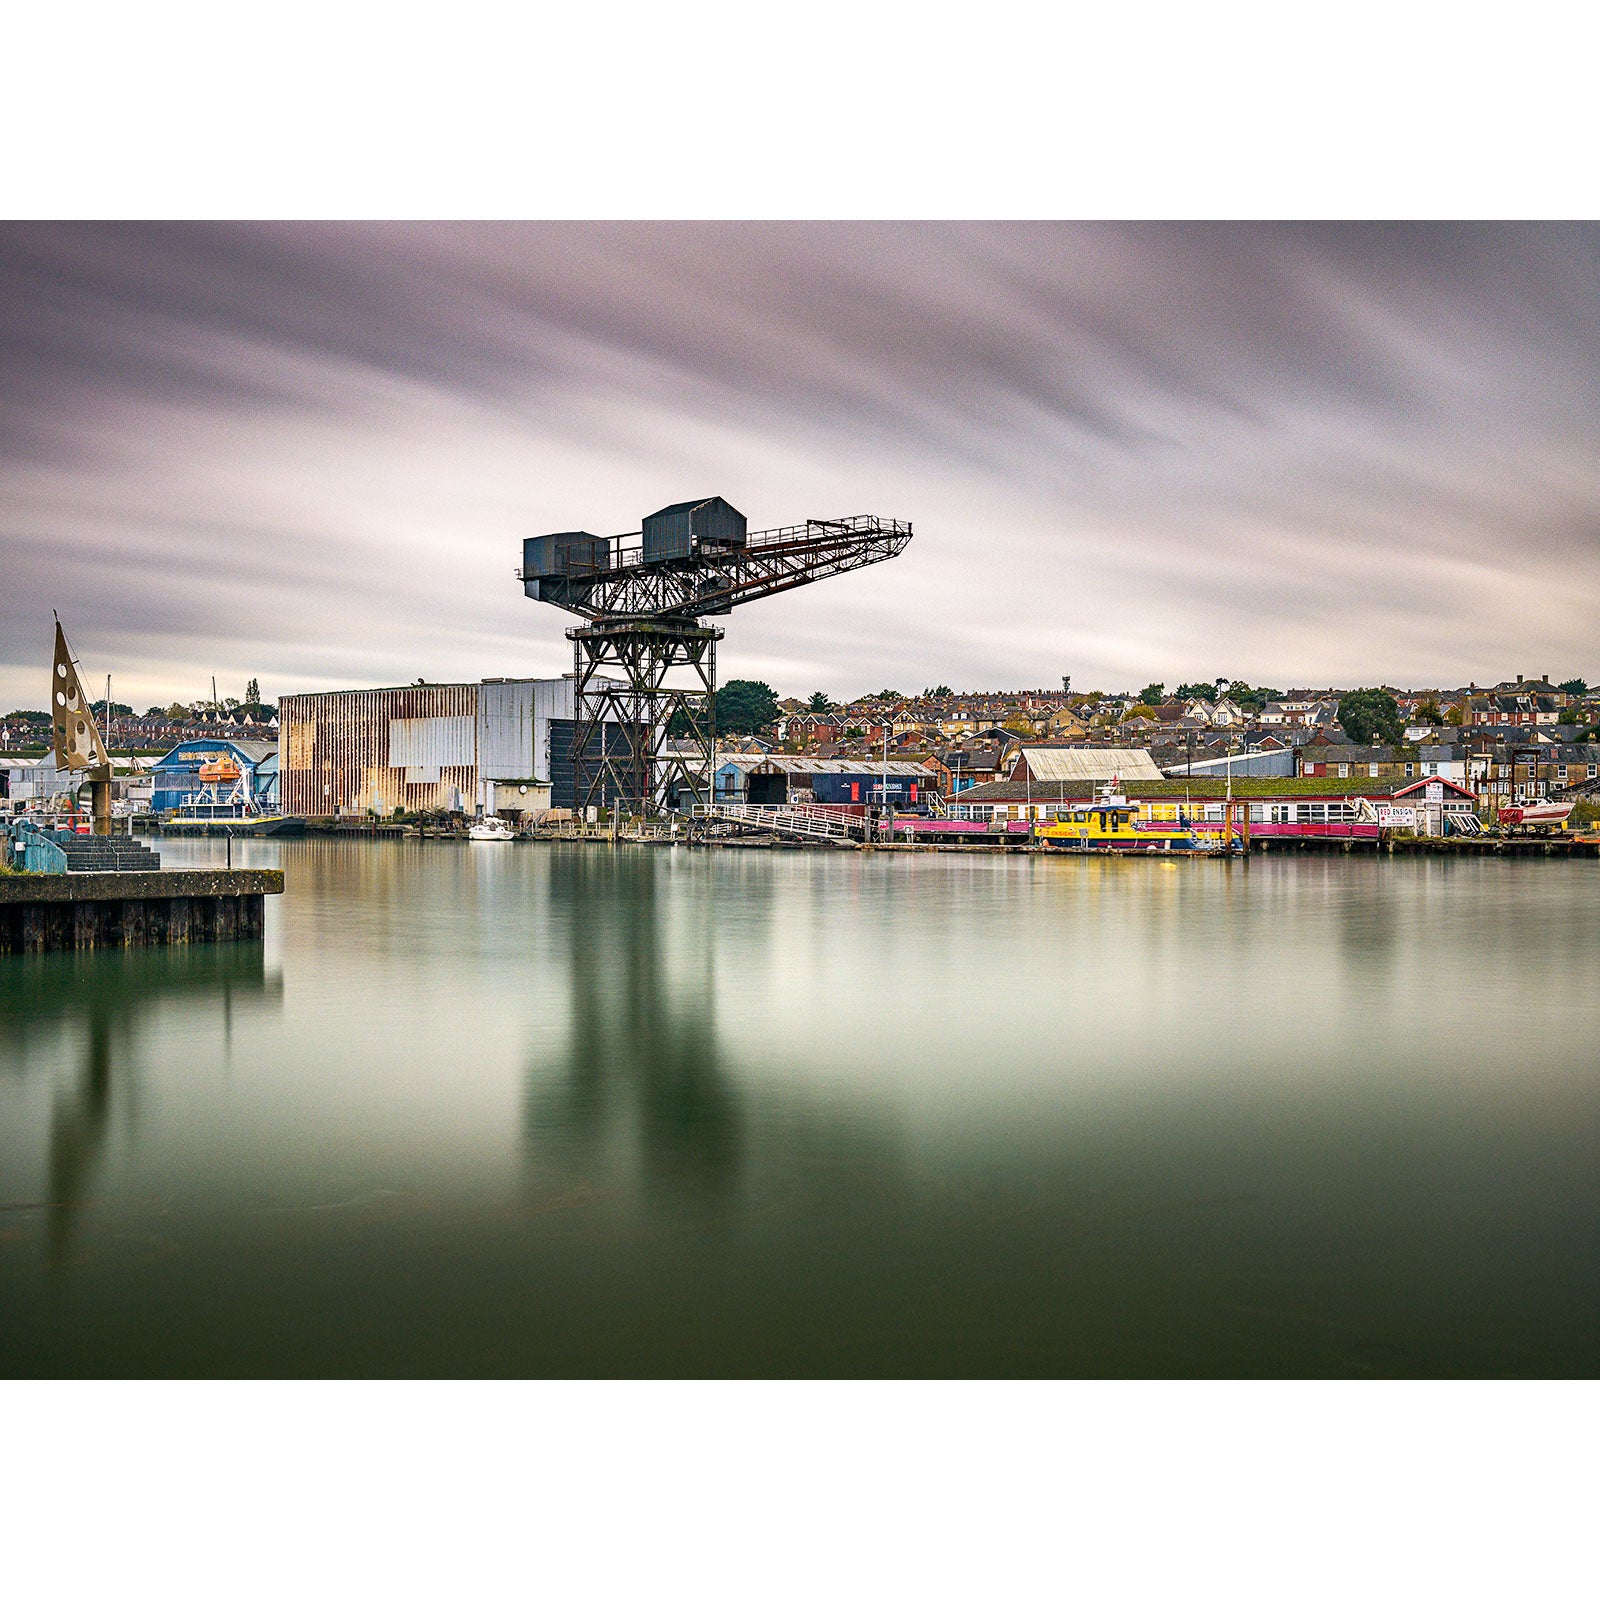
[276,677,625,818]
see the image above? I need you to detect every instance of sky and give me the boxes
[2,220,1598,713]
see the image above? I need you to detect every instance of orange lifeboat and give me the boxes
[198,755,242,784]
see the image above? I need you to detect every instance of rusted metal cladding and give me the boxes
[278,684,480,816]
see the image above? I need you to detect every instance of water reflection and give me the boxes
[524,849,741,1207]
[0,945,283,1265]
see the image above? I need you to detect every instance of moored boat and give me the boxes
[1036,779,1224,854]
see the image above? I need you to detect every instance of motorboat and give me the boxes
[468,815,516,842]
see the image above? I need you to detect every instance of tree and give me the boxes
[1228,682,1281,713]
[715,679,780,734]
[1445,706,1464,727]
[1558,706,1581,725]
[1560,678,1588,695]
[923,684,953,698]
[1175,681,1218,703]
[5,709,51,724]
[1416,698,1445,726]
[806,691,834,712]
[1337,688,1404,746]
[1137,682,1165,706]
[245,677,261,705]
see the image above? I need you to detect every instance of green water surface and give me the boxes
[2,839,1595,1376]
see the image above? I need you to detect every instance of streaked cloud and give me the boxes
[2,221,1596,710]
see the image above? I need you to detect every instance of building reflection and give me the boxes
[0,944,283,1265]
[524,848,741,1208]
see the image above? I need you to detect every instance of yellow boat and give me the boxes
[1037,780,1223,854]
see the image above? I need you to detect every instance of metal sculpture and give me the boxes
[520,502,911,817]
[50,617,113,834]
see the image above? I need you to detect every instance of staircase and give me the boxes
[48,832,164,872]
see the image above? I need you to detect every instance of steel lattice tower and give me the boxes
[519,500,911,819]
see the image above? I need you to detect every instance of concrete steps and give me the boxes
[48,833,164,873]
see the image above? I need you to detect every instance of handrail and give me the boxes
[1,817,69,874]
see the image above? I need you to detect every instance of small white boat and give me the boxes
[467,815,516,842]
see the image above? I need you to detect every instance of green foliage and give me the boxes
[716,679,781,735]
[1175,681,1218,703]
[844,726,864,739]
[245,678,261,704]
[1137,682,1165,706]
[922,684,953,698]
[1415,698,1445,725]
[5,709,51,723]
[1557,706,1581,725]
[1337,688,1404,746]
[89,700,134,718]
[1229,682,1282,712]
[1445,706,1464,726]
[806,691,834,712]
[1559,678,1587,695]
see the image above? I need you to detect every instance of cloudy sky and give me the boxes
[2,220,1597,712]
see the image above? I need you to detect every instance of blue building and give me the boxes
[151,738,279,814]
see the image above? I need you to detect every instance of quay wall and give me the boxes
[0,869,284,956]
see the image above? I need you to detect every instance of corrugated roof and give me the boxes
[1016,747,1162,782]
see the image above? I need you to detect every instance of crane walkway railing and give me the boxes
[691,803,859,842]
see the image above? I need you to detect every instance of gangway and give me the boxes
[692,803,860,843]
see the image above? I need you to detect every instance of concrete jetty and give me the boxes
[0,868,284,955]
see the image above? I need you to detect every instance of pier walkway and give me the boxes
[691,803,861,843]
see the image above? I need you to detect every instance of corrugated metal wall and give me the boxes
[279,684,480,816]
[389,715,475,769]
[279,678,624,816]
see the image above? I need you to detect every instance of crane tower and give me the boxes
[519,497,911,817]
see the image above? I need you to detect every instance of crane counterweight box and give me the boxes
[522,532,612,580]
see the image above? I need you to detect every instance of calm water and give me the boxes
[2,838,1597,1377]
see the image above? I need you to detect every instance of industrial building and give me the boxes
[714,755,937,807]
[151,738,279,814]
[276,677,625,818]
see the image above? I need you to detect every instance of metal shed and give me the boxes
[640,497,748,564]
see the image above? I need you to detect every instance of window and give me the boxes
[1338,764,1349,777]
[1369,763,1380,776]
[1404,764,1414,777]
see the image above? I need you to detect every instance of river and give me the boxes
[2,838,1596,1376]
